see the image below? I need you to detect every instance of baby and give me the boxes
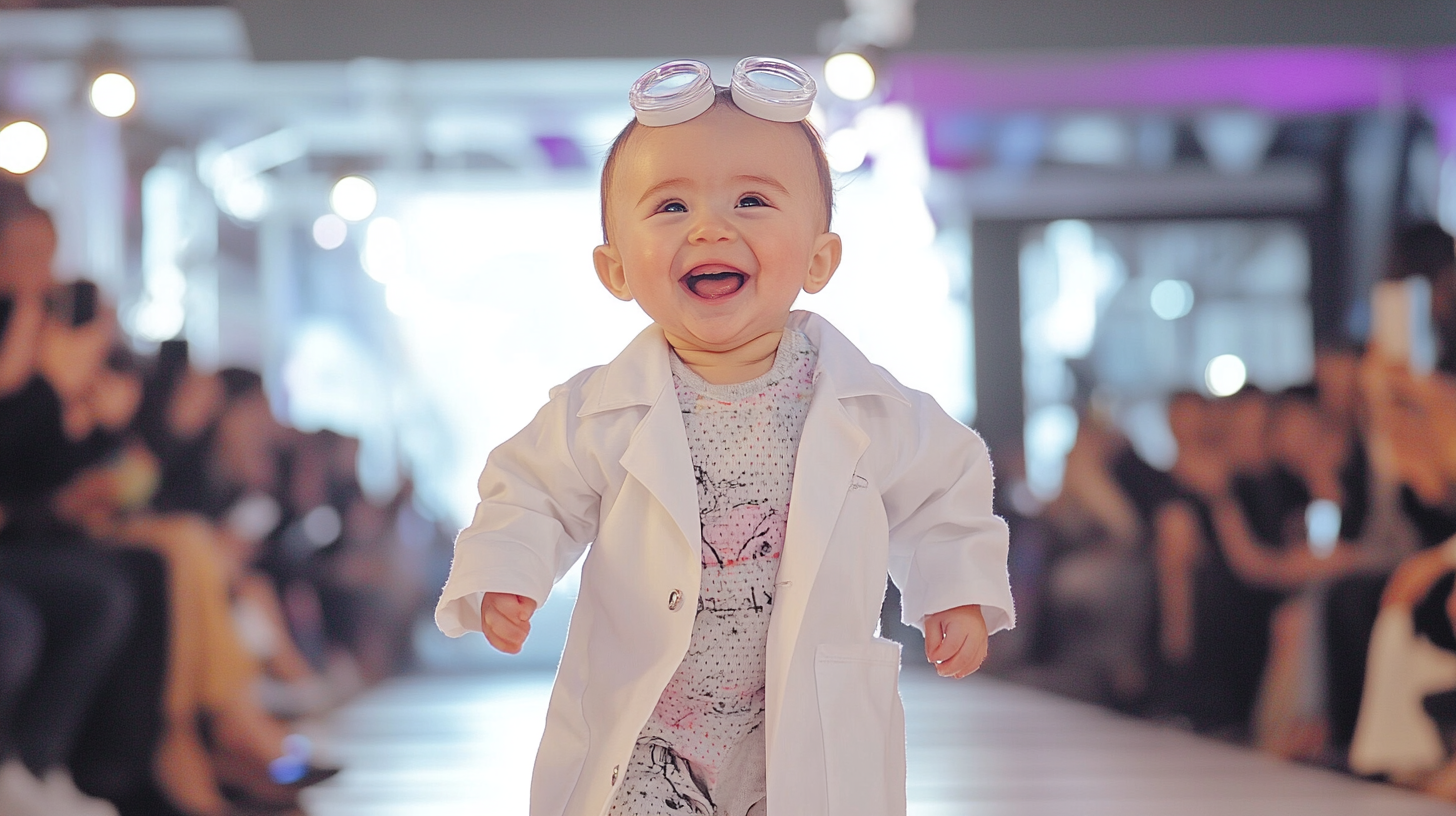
[435,58,1014,816]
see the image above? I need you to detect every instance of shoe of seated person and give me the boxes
[0,759,48,816]
[37,768,119,816]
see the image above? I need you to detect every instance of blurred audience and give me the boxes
[995,221,1456,800]
[6,163,1456,809]
[0,175,434,816]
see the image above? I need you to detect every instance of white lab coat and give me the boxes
[436,311,1014,816]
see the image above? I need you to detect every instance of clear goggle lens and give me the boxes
[629,60,716,127]
[629,56,816,127]
[730,57,816,123]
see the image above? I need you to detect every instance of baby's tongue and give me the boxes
[688,271,744,299]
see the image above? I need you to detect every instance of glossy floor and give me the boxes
[300,668,1456,815]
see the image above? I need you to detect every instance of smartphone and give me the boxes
[158,338,189,375]
[1305,498,1341,558]
[0,295,12,343]
[154,338,190,393]
[45,280,99,328]
[1371,277,1436,374]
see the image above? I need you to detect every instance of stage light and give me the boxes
[1149,279,1194,320]
[0,121,48,174]
[330,175,377,222]
[825,128,868,173]
[90,72,136,118]
[825,52,875,101]
[313,214,348,250]
[362,217,405,283]
[218,174,271,222]
[1205,354,1247,397]
[807,103,828,132]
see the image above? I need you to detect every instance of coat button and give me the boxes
[611,765,619,785]
[668,589,683,611]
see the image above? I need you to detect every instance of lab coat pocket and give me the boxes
[814,638,907,816]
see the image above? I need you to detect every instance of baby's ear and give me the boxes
[593,244,633,301]
[803,232,842,295]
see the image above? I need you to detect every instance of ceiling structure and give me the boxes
[3,0,1456,60]
[237,1,1456,61]
[1,0,1451,515]
[3,4,1449,288]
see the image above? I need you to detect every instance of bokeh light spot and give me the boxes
[313,213,348,250]
[1150,279,1194,320]
[825,52,875,101]
[90,73,137,118]
[0,121,48,174]
[1205,354,1247,397]
[331,175,378,222]
[826,128,868,173]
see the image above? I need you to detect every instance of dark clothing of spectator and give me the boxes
[148,427,228,519]
[69,549,171,811]
[0,376,126,542]
[0,583,42,763]
[1232,467,1309,552]
[1326,487,1456,749]
[0,546,134,775]
[0,376,78,503]
[1110,447,1181,527]
[1339,439,1372,542]
[1401,487,1456,552]
[1187,495,1283,733]
[1403,488,1456,653]
[1326,575,1384,748]
[1108,451,1284,733]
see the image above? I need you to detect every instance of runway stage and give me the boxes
[299,668,1456,815]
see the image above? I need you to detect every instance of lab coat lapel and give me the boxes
[765,367,870,744]
[618,379,700,559]
[584,323,700,557]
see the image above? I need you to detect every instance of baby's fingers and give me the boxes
[935,635,988,679]
[507,594,539,622]
[924,617,948,664]
[930,625,970,676]
[482,605,531,653]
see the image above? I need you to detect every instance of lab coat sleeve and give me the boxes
[434,373,601,638]
[882,388,1015,636]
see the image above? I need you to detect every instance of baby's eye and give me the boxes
[737,195,767,208]
[659,201,687,214]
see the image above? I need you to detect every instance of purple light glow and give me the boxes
[890,47,1456,116]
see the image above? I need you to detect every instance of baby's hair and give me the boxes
[599,87,834,243]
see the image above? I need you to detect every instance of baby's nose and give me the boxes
[688,212,736,243]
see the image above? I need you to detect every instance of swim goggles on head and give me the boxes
[629,57,817,127]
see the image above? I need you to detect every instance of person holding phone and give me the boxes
[0,182,51,400]
[1366,224,1455,376]
[0,178,142,816]
[1365,224,1456,517]
[1335,223,1456,795]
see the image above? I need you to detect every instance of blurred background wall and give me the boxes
[1,0,1453,524]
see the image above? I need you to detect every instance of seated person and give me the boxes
[1350,536,1456,798]
[47,348,337,816]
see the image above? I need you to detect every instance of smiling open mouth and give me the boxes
[683,267,746,299]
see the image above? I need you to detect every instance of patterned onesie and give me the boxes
[608,330,816,816]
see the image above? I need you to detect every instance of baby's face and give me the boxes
[594,106,839,352]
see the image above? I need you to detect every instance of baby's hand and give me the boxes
[923,604,988,679]
[481,592,538,654]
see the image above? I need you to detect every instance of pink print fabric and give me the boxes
[638,329,816,788]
